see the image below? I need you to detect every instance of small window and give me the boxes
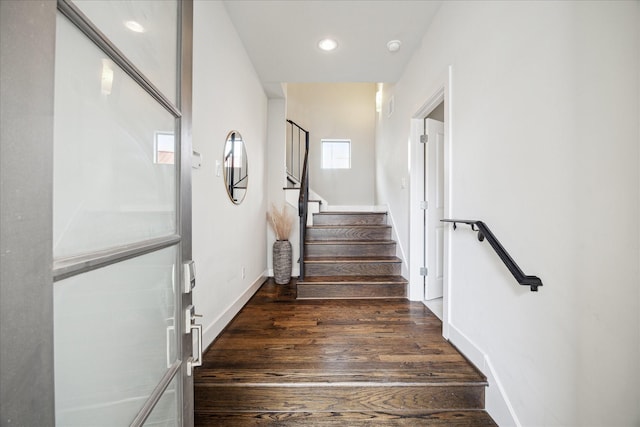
[321,139,351,169]
[154,131,175,165]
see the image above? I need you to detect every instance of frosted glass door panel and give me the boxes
[72,0,178,102]
[143,376,179,426]
[54,247,178,426]
[54,14,176,258]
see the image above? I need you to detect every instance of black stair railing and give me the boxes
[441,219,543,292]
[286,119,310,279]
[224,152,248,202]
[286,119,306,187]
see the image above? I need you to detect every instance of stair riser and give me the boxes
[307,227,391,241]
[306,244,396,257]
[314,213,387,226]
[195,385,484,412]
[297,283,407,299]
[305,262,401,277]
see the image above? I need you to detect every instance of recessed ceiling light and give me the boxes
[125,20,145,33]
[387,40,401,52]
[318,38,338,52]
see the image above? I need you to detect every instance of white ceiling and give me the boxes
[222,0,442,97]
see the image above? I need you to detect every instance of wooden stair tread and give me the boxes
[306,226,393,242]
[195,385,486,411]
[306,240,396,245]
[316,211,386,214]
[304,256,402,263]
[196,410,497,426]
[313,212,388,226]
[309,224,391,228]
[297,275,408,284]
[196,370,488,386]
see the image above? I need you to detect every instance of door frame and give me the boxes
[0,1,57,424]
[179,0,195,424]
[409,66,453,339]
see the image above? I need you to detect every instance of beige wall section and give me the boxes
[376,1,639,426]
[287,83,377,206]
[192,0,268,348]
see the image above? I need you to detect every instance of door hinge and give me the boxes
[420,200,428,210]
[420,134,428,144]
[420,267,428,276]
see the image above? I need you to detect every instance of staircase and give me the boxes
[297,211,408,299]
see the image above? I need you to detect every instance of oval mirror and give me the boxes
[223,130,248,204]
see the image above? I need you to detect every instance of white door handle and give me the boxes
[187,323,202,376]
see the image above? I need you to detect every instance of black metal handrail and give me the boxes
[234,173,248,186]
[286,119,306,186]
[442,219,543,292]
[286,119,310,279]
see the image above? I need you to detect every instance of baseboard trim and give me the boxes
[202,271,268,349]
[448,324,521,427]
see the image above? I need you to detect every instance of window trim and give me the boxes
[321,139,351,169]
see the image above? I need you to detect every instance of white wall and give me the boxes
[376,1,639,426]
[287,83,377,205]
[192,0,268,348]
[266,96,302,277]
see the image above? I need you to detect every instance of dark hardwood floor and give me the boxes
[194,279,496,426]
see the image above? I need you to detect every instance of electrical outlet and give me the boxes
[241,267,246,279]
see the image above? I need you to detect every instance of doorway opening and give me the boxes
[408,70,452,338]
[421,109,445,319]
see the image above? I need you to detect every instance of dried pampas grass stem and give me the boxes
[267,203,294,241]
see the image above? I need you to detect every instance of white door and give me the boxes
[52,1,195,425]
[424,119,445,300]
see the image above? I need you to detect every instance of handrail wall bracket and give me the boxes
[442,219,543,292]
